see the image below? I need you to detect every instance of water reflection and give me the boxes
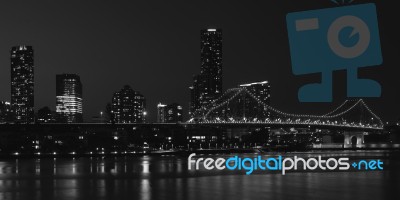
[142,160,150,174]
[35,159,40,175]
[0,152,398,200]
[140,179,151,200]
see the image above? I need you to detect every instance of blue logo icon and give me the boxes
[286,3,382,102]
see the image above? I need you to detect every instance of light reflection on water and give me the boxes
[0,151,398,200]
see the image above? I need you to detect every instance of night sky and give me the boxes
[0,0,398,123]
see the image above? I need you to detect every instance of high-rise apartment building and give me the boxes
[111,85,145,123]
[11,45,34,123]
[189,29,223,115]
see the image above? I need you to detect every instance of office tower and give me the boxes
[157,103,183,123]
[11,45,34,123]
[111,85,146,123]
[0,101,12,123]
[56,74,83,123]
[200,28,223,94]
[189,29,223,115]
[239,81,271,105]
[157,103,167,123]
[239,81,271,118]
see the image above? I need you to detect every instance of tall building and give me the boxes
[157,103,167,123]
[200,28,222,94]
[111,85,146,123]
[157,103,183,123]
[0,101,12,123]
[239,81,271,105]
[11,45,34,123]
[239,81,271,118]
[189,29,223,116]
[56,74,83,123]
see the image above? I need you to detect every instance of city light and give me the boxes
[56,74,83,123]
[11,45,34,123]
[189,87,383,130]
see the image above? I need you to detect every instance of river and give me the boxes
[0,151,399,200]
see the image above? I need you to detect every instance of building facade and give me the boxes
[37,106,55,123]
[11,45,34,123]
[111,85,146,123]
[56,74,83,123]
[157,103,167,123]
[200,28,222,95]
[239,81,271,105]
[0,101,12,123]
[239,81,271,119]
[189,29,223,116]
[157,103,183,123]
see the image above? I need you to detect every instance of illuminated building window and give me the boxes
[56,74,83,123]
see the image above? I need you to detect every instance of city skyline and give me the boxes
[0,2,398,200]
[0,0,397,123]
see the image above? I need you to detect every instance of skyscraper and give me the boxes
[11,45,34,123]
[189,29,223,115]
[56,74,83,123]
[200,28,222,94]
[111,85,146,123]
[239,81,271,105]
[157,103,167,123]
[239,81,271,118]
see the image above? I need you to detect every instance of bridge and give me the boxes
[0,88,383,133]
[0,88,383,132]
[0,88,386,150]
[188,87,384,132]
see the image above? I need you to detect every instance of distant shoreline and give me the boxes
[1,148,399,159]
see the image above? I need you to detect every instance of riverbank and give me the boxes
[0,147,399,159]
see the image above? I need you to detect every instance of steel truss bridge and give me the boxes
[0,88,384,132]
[188,87,384,131]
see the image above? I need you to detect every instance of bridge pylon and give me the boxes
[344,131,367,148]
